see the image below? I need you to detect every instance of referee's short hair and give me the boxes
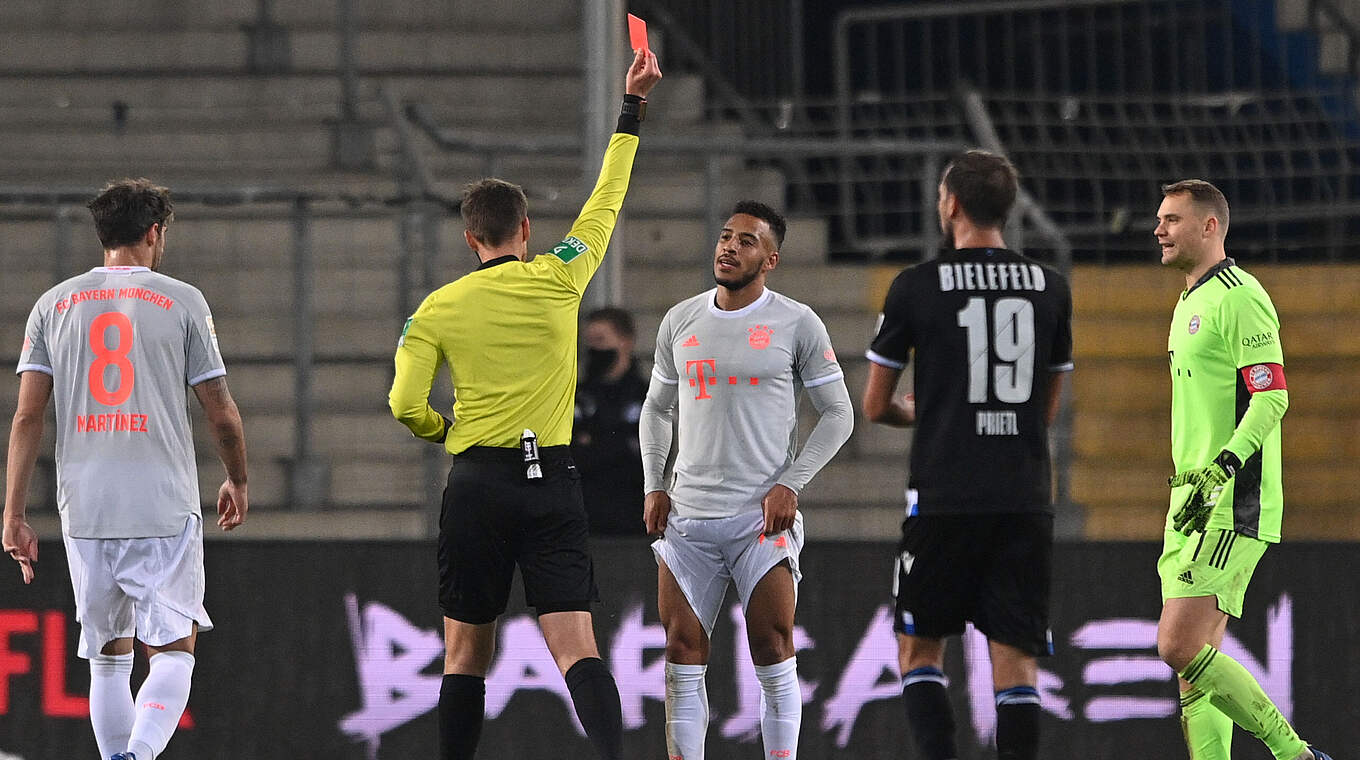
[1162,179,1230,237]
[942,150,1019,229]
[585,307,635,340]
[461,178,528,247]
[731,200,787,249]
[88,178,174,249]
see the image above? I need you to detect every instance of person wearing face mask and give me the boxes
[573,307,648,536]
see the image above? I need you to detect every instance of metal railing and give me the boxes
[1314,0,1360,77]
[634,0,804,108]
[830,0,1360,261]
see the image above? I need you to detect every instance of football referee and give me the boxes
[388,48,661,760]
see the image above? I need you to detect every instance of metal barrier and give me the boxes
[831,0,1360,261]
[634,0,805,108]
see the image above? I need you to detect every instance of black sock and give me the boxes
[902,667,957,759]
[995,688,1041,760]
[439,673,485,760]
[564,657,623,760]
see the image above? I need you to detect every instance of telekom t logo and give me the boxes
[685,359,717,400]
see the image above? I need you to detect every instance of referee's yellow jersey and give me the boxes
[389,132,639,453]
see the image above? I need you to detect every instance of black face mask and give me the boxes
[584,348,620,381]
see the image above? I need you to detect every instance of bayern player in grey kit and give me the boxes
[3,179,248,760]
[640,201,854,760]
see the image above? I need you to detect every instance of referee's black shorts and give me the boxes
[438,445,599,624]
[891,512,1054,657]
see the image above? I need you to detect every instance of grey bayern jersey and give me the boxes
[17,266,225,539]
[646,288,845,519]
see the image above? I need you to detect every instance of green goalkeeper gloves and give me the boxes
[1168,451,1242,535]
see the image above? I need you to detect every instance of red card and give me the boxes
[628,13,649,51]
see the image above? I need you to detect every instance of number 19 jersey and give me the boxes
[868,248,1073,514]
[17,266,226,539]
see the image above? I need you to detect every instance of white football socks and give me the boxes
[127,650,195,760]
[754,656,801,760]
[89,652,135,759]
[665,662,709,760]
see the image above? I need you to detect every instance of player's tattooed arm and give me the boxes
[194,377,248,530]
[193,377,247,484]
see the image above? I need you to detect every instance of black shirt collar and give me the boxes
[942,247,1014,257]
[477,254,519,271]
[1184,257,1235,298]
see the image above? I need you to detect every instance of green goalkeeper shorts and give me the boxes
[1158,528,1268,618]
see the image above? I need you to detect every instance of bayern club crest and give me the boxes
[1188,314,1201,334]
[748,324,773,349]
[1249,364,1274,390]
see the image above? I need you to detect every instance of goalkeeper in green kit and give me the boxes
[1152,180,1332,760]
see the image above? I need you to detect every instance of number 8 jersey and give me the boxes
[867,248,1073,514]
[17,266,225,538]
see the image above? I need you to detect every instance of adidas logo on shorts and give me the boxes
[1178,570,1194,585]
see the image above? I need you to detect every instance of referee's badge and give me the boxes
[398,317,413,347]
[1188,314,1201,334]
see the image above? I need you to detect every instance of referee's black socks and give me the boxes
[439,673,485,760]
[565,656,624,760]
[902,667,958,760]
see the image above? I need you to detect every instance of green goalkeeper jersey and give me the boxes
[1167,258,1288,542]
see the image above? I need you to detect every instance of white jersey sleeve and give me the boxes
[793,308,844,389]
[184,290,226,386]
[650,308,680,385]
[17,301,53,374]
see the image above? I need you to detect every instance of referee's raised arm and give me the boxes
[551,48,662,293]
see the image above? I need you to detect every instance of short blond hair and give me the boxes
[1162,179,1229,236]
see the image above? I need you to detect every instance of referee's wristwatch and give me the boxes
[621,94,647,122]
